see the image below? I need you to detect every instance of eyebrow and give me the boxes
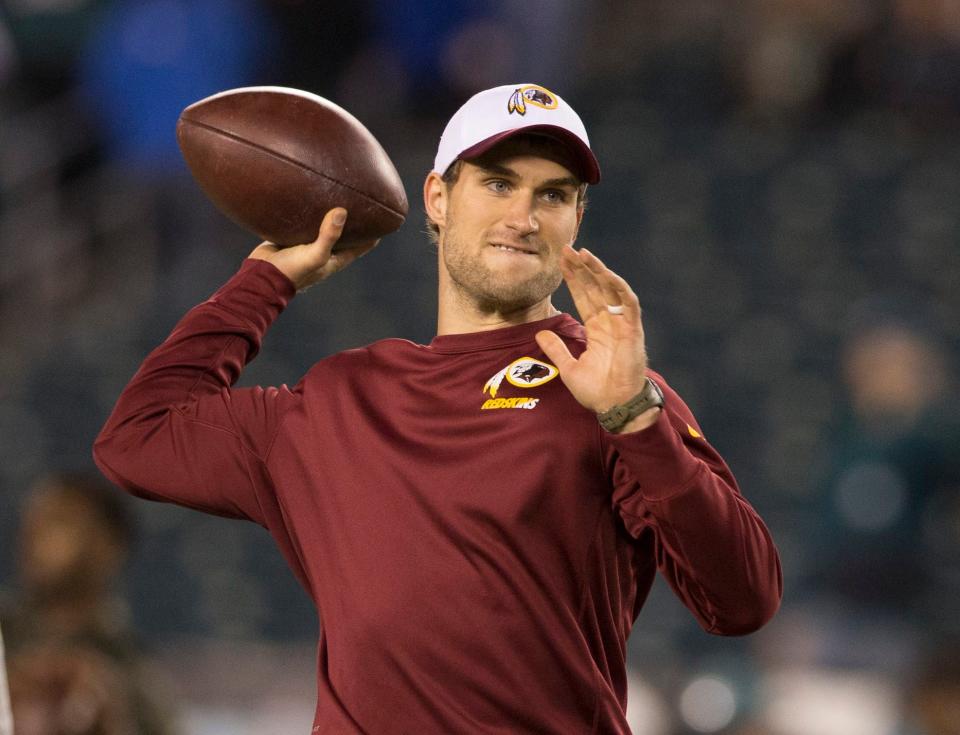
[541,175,581,190]
[476,163,580,189]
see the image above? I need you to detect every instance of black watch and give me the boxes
[597,378,664,433]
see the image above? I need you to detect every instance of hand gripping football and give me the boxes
[176,87,408,250]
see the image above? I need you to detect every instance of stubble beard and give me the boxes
[441,223,563,316]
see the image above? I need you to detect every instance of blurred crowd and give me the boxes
[1,0,959,733]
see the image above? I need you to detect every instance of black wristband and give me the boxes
[597,378,664,433]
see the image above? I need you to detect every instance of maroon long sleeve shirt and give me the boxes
[93,259,781,734]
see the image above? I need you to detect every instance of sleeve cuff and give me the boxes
[207,259,297,334]
[605,409,705,501]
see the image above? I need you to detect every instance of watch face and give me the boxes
[648,379,665,406]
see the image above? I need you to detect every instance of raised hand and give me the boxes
[248,208,379,292]
[535,245,658,429]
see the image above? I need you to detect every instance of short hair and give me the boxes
[424,134,589,245]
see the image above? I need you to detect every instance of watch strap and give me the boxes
[597,377,664,432]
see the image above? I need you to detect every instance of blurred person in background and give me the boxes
[904,639,960,735]
[7,645,136,735]
[1,472,176,735]
[805,308,960,633]
[822,0,960,122]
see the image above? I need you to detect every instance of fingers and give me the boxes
[325,237,380,274]
[246,208,356,291]
[579,248,642,326]
[561,246,642,326]
[579,249,621,306]
[560,246,603,320]
[535,330,577,374]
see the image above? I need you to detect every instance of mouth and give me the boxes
[489,242,539,256]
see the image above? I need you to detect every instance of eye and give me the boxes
[542,189,568,204]
[485,179,510,194]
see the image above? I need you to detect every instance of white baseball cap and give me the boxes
[433,83,600,185]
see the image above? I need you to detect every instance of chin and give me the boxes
[443,239,562,313]
[475,277,561,315]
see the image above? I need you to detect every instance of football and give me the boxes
[176,87,408,250]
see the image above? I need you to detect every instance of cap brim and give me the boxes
[458,124,601,185]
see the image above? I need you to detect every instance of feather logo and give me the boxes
[507,88,527,115]
[507,85,559,116]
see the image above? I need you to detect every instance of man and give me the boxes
[94,83,781,733]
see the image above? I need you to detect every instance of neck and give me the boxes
[436,276,560,336]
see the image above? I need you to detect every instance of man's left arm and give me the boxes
[604,375,782,635]
[536,245,781,635]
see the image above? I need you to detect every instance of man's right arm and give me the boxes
[93,208,375,523]
[93,257,296,523]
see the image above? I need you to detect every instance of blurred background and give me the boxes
[1,0,959,733]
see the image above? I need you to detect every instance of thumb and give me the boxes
[300,207,348,268]
[248,208,350,291]
[535,330,577,374]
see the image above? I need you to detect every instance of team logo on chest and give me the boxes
[481,356,559,410]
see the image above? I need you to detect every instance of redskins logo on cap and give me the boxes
[507,85,559,116]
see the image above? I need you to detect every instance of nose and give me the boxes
[503,194,539,237]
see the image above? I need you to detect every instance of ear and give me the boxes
[423,172,448,232]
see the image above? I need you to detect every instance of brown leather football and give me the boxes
[176,86,408,250]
